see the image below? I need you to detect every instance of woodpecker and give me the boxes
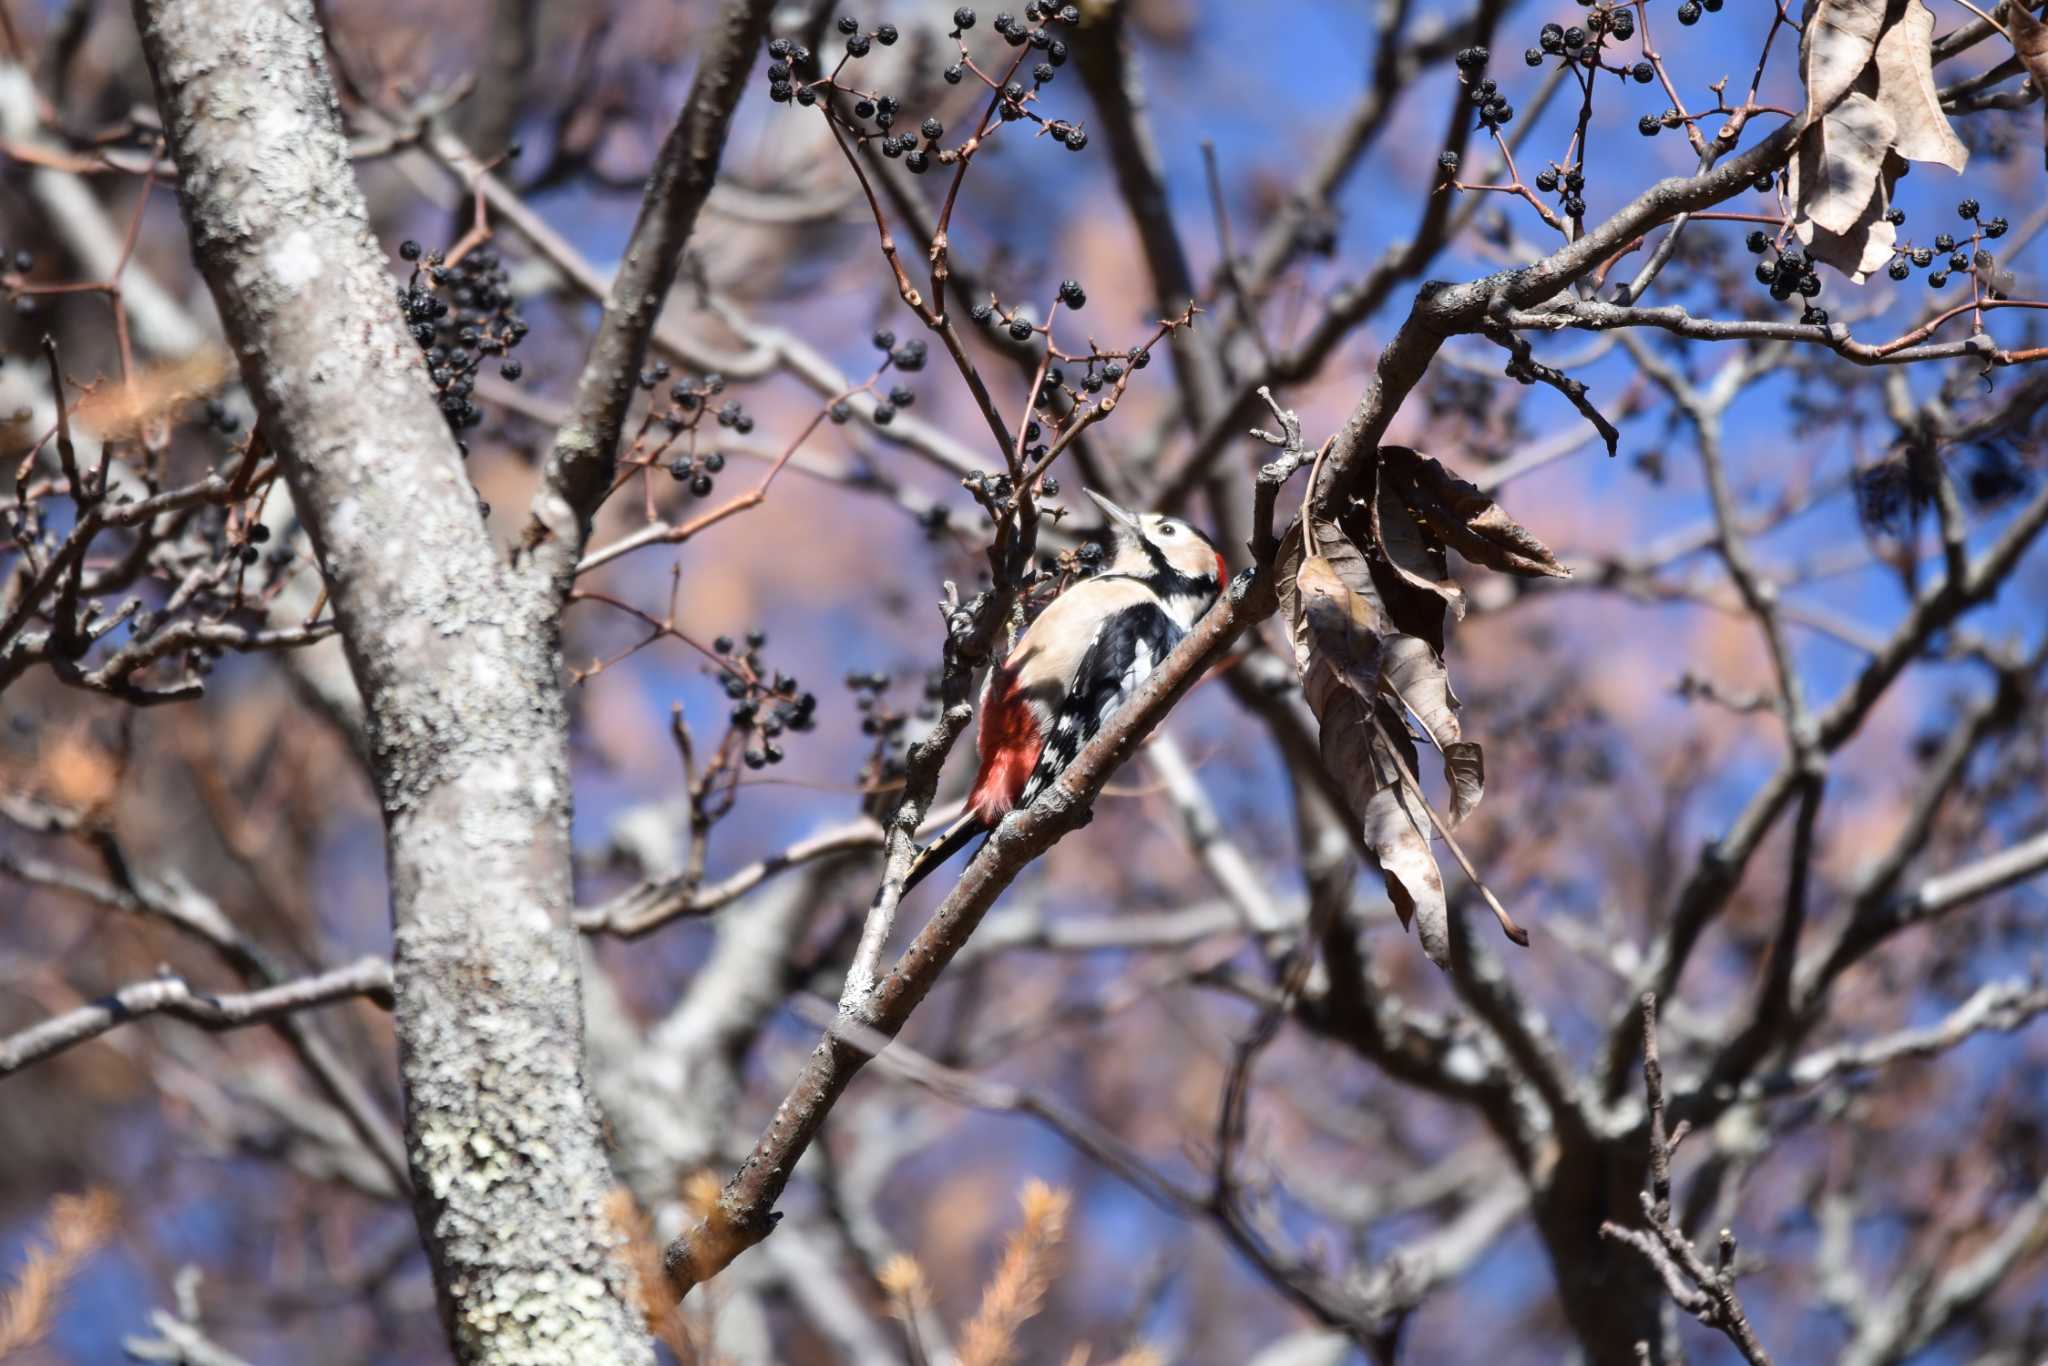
[904,490,1226,890]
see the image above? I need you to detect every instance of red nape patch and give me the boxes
[970,671,1042,823]
[1214,550,1228,589]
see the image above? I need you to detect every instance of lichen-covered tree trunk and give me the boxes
[131,1,653,1359]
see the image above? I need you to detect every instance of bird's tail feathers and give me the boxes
[901,812,984,893]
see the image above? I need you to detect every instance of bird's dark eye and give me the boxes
[1157,524,1176,537]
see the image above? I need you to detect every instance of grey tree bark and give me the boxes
[131,0,653,1358]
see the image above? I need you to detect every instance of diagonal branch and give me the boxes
[663,566,1278,1298]
[521,0,775,595]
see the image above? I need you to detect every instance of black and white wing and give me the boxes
[1015,601,1184,809]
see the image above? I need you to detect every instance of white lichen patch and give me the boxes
[266,226,325,290]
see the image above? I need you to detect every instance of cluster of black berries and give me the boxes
[1745,231,1827,322]
[394,240,528,446]
[971,296,1039,343]
[1881,200,2009,291]
[845,329,924,425]
[768,8,1089,156]
[872,113,949,172]
[967,290,1146,391]
[985,2,1080,64]
[1674,0,1723,25]
[1,246,38,317]
[764,36,817,105]
[1031,353,1133,414]
[713,630,817,768]
[962,465,1069,525]
[1533,165,1588,219]
[835,12,901,59]
[994,7,1074,94]
[1455,48,1515,130]
[667,448,726,498]
[223,518,276,569]
[965,469,1019,515]
[846,669,911,741]
[852,93,901,127]
[645,371,745,497]
[851,669,943,791]
[1084,354,1136,388]
[1528,5,1636,68]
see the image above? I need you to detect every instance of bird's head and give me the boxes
[1085,489,1226,601]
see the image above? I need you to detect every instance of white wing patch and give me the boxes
[1099,639,1154,727]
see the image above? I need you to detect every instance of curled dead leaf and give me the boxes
[1791,0,1965,282]
[1381,446,1571,580]
[1801,0,1887,125]
[1871,0,1965,171]
[1369,473,1466,635]
[1274,451,1551,964]
[1361,745,1450,964]
[1279,522,1450,962]
[1381,633,1487,829]
[1295,554,1382,683]
[1794,90,1896,238]
[1442,741,1484,828]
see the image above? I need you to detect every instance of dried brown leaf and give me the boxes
[1279,521,1451,960]
[1276,519,1381,673]
[1295,553,1383,714]
[1873,0,1966,170]
[1442,741,1485,828]
[1793,90,1897,236]
[1368,475,1465,635]
[1801,0,1888,125]
[1381,447,1571,580]
[1382,634,1459,748]
[1797,187,1900,281]
[1380,633,1485,825]
[1361,722,1450,966]
[1793,0,1964,280]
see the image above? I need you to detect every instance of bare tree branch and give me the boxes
[1602,995,1775,1366]
[0,956,392,1077]
[524,0,776,590]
